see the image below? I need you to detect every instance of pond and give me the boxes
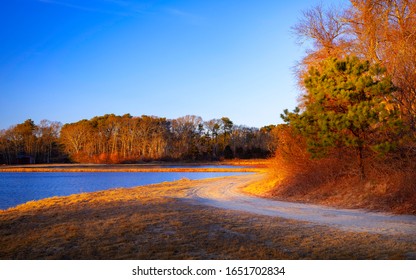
[0,171,247,210]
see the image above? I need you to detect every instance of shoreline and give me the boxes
[1,174,415,259]
[0,166,261,210]
[0,167,259,173]
[0,161,267,173]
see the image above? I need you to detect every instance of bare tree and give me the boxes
[293,3,350,78]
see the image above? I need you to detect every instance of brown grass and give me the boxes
[0,167,259,173]
[222,159,271,168]
[0,162,264,173]
[1,177,414,260]
[244,149,416,215]
[242,125,416,215]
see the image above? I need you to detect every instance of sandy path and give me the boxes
[184,174,416,235]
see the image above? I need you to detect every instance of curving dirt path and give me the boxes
[183,174,416,236]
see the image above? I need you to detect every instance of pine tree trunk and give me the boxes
[358,145,365,180]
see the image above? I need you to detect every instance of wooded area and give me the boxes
[271,0,416,213]
[0,115,278,164]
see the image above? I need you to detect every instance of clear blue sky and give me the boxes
[0,0,345,129]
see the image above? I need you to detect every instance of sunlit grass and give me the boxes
[242,176,279,196]
[1,176,414,260]
[0,167,260,173]
[0,160,266,173]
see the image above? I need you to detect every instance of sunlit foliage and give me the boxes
[283,56,401,178]
[265,0,416,213]
[0,115,277,164]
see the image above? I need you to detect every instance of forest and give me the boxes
[269,0,416,213]
[0,115,278,164]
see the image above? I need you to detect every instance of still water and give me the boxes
[0,171,246,210]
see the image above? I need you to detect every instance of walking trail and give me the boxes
[183,174,416,235]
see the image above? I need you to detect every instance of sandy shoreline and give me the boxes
[1,173,415,259]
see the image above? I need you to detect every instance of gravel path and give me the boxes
[185,174,416,235]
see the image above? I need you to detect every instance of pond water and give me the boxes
[0,171,247,210]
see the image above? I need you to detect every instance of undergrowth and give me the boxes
[248,126,416,215]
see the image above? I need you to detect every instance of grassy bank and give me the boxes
[243,172,416,215]
[0,160,267,173]
[1,176,414,259]
[0,167,259,173]
[237,155,416,215]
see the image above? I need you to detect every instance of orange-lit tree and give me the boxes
[282,56,401,179]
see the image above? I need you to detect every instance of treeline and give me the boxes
[0,119,62,164]
[270,0,416,213]
[0,114,279,164]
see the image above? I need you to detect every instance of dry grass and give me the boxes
[1,177,415,260]
[244,153,416,215]
[242,126,416,215]
[242,175,279,196]
[0,162,263,173]
[222,159,271,168]
[0,167,259,173]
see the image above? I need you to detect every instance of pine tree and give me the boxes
[282,56,401,179]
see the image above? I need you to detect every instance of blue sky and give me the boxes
[0,0,345,129]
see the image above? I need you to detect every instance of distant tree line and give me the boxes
[0,119,63,164]
[0,114,279,164]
